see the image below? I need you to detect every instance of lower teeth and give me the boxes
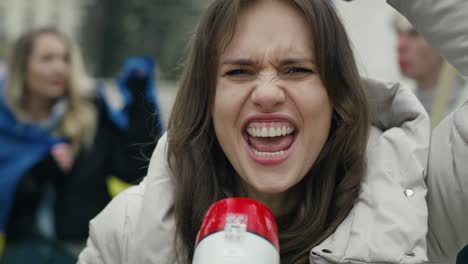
[252,148,285,158]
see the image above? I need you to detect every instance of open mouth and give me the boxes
[243,121,297,164]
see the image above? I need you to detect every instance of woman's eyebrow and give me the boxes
[221,57,315,66]
[278,57,315,65]
[221,58,256,66]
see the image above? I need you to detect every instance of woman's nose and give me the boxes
[51,56,68,71]
[52,59,69,76]
[397,33,408,53]
[250,80,286,112]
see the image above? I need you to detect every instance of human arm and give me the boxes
[89,93,154,183]
[98,80,161,182]
[387,0,468,261]
[425,101,468,261]
[51,143,73,173]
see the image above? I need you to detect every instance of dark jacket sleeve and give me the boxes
[101,85,161,183]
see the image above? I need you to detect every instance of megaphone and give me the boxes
[193,198,280,264]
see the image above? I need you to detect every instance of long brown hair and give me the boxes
[167,0,369,263]
[5,28,96,153]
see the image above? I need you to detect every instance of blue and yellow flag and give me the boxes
[0,81,61,245]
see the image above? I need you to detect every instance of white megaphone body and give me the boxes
[192,197,280,264]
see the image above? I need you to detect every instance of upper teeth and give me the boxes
[247,126,295,137]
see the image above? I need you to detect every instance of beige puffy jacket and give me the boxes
[78,0,468,263]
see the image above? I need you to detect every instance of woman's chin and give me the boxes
[247,180,291,197]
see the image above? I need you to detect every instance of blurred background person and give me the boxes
[98,56,164,167]
[0,27,94,263]
[97,56,165,196]
[394,14,468,126]
[0,28,162,263]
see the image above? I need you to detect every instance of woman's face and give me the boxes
[26,33,70,100]
[213,0,332,197]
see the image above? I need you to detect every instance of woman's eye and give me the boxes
[284,67,314,75]
[63,55,70,64]
[41,54,54,62]
[225,69,253,76]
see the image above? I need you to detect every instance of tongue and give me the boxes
[248,134,294,152]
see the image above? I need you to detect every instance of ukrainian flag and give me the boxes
[0,84,62,253]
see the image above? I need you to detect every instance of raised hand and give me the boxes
[51,143,73,173]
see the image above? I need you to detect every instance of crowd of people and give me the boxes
[0,0,467,263]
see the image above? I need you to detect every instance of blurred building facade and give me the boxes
[0,0,89,59]
[79,0,203,78]
[335,0,403,82]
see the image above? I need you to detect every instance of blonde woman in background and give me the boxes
[0,28,160,263]
[5,29,96,154]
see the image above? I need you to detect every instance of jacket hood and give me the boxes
[310,78,430,263]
